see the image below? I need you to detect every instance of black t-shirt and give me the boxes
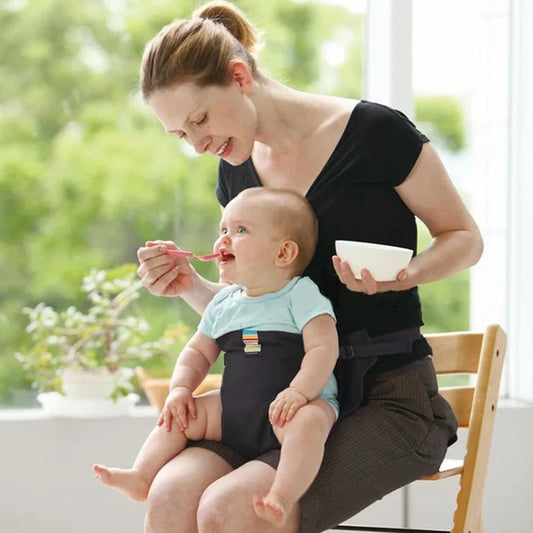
[216,100,431,367]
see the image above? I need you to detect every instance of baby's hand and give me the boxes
[158,386,196,432]
[269,387,308,427]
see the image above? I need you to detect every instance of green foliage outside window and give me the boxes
[417,224,470,334]
[415,95,467,152]
[0,0,468,406]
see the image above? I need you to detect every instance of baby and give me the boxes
[93,187,339,527]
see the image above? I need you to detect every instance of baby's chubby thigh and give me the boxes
[183,389,222,442]
[272,398,337,445]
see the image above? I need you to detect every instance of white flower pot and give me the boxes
[61,367,134,399]
[37,367,138,418]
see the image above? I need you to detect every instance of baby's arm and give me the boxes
[159,331,220,431]
[269,314,338,426]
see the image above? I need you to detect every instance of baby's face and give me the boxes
[214,196,284,288]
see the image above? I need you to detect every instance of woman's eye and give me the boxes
[195,114,207,125]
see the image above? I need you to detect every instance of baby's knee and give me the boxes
[292,404,333,437]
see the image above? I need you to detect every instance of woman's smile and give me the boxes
[216,138,232,157]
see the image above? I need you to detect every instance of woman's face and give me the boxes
[148,75,257,166]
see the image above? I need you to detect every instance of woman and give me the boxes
[136,2,483,532]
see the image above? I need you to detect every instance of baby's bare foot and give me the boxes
[253,493,291,528]
[92,464,149,502]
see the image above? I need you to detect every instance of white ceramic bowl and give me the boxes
[335,240,413,282]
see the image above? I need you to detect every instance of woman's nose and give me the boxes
[191,133,211,154]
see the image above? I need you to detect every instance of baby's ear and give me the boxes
[275,240,299,268]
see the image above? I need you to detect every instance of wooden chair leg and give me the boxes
[452,513,484,533]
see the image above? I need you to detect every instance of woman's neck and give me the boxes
[251,77,327,151]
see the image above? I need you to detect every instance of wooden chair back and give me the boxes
[333,324,507,533]
[423,324,507,532]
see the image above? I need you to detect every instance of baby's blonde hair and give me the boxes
[140,1,261,99]
[235,188,318,276]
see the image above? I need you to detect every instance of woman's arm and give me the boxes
[394,142,483,286]
[137,240,227,314]
[333,142,483,295]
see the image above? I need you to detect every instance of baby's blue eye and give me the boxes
[220,228,228,235]
[237,226,247,234]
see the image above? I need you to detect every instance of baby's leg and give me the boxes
[93,390,222,502]
[253,398,336,528]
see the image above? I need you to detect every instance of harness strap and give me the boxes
[339,327,422,359]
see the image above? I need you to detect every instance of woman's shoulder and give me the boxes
[353,100,424,134]
[313,95,359,126]
[310,97,412,142]
[310,97,419,132]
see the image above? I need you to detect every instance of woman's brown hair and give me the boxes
[140,1,261,99]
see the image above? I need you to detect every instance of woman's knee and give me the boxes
[197,481,232,531]
[146,474,182,511]
[145,475,191,531]
[197,462,276,532]
[197,478,301,533]
[145,449,229,533]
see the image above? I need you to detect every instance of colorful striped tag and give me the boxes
[242,329,261,354]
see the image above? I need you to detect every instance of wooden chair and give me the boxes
[136,368,222,411]
[332,324,507,533]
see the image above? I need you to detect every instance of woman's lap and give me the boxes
[199,460,300,533]
[299,356,457,532]
[146,447,234,533]
[189,356,457,533]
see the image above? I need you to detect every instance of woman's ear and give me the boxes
[275,240,299,268]
[229,59,254,94]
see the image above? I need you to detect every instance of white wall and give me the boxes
[1,403,532,533]
[0,408,155,533]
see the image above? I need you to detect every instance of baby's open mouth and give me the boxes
[220,251,235,262]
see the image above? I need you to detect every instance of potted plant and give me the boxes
[15,264,188,416]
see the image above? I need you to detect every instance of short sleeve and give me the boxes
[215,160,230,207]
[215,159,262,207]
[361,101,429,187]
[197,285,242,339]
[290,277,336,331]
[197,299,217,339]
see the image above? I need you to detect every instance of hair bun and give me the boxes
[193,1,259,53]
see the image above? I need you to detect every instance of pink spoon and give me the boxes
[164,249,220,262]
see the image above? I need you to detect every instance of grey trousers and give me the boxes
[189,355,457,533]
